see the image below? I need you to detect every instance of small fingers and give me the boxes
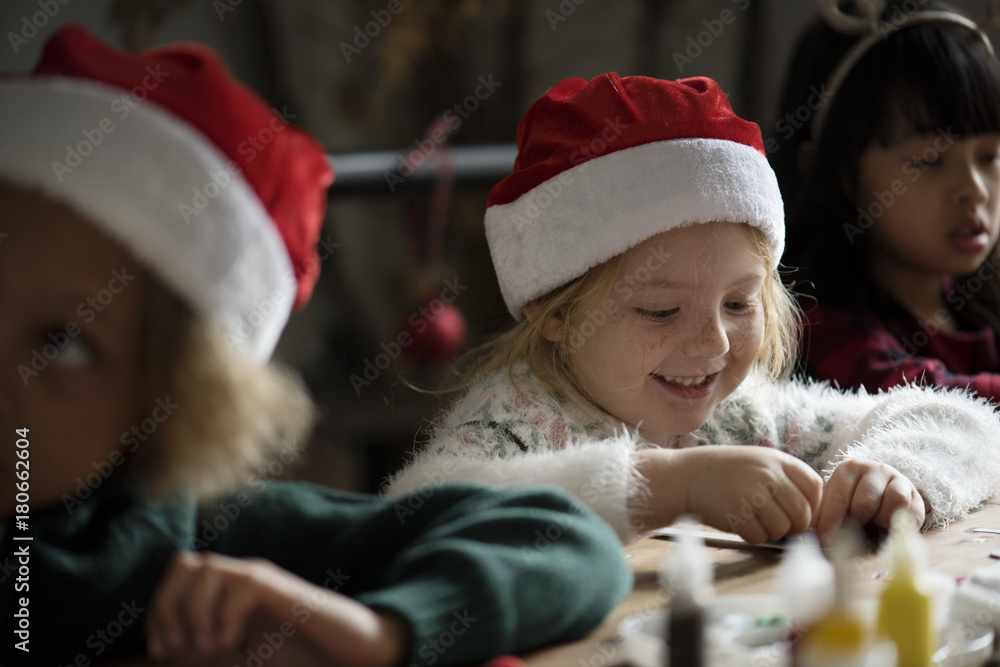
[729,482,796,542]
[187,555,228,653]
[846,467,892,527]
[815,465,861,544]
[871,477,924,529]
[147,551,200,658]
[218,571,265,649]
[754,501,793,542]
[783,458,824,518]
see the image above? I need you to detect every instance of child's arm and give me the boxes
[387,432,645,542]
[194,482,631,666]
[751,378,1000,535]
[390,418,826,543]
[146,551,407,667]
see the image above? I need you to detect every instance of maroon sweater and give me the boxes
[800,294,1000,401]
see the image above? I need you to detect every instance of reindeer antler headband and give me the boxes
[809,0,1000,143]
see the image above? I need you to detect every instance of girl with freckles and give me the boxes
[387,73,1000,546]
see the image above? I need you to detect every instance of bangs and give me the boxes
[871,23,1000,146]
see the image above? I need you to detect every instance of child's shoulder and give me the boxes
[432,362,616,454]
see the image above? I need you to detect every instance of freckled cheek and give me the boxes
[627,320,680,362]
[728,316,765,360]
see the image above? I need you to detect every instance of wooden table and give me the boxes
[521,497,1000,666]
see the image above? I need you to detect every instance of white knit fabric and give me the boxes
[385,364,1000,543]
[0,78,295,362]
[483,138,784,319]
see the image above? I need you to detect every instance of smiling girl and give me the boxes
[386,73,1000,545]
[775,0,1000,398]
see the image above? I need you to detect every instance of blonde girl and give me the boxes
[387,73,1000,545]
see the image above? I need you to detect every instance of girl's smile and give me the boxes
[651,371,719,398]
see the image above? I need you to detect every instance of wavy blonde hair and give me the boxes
[458,224,801,412]
[127,276,315,500]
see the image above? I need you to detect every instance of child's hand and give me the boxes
[813,459,926,544]
[146,552,301,664]
[146,551,408,667]
[676,445,823,543]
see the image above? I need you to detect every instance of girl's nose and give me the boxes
[682,314,729,359]
[953,158,990,206]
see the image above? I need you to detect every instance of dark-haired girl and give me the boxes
[775,0,1000,398]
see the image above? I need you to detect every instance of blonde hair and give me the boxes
[459,224,800,410]
[127,276,315,499]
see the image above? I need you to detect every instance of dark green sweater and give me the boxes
[0,480,631,666]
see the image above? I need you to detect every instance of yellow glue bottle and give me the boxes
[796,525,869,667]
[877,511,935,667]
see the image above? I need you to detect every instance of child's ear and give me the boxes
[523,300,566,344]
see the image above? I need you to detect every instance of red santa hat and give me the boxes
[485,73,783,319]
[0,24,333,361]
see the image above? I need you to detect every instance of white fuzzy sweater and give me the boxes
[385,363,1000,543]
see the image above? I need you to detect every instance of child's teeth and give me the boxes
[659,375,708,387]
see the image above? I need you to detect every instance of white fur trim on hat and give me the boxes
[0,78,295,362]
[484,137,784,319]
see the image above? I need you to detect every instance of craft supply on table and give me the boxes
[795,525,881,666]
[651,526,787,551]
[617,517,1000,666]
[660,517,712,667]
[778,531,835,634]
[877,512,935,667]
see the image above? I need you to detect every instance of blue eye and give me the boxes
[725,301,756,313]
[49,336,97,368]
[635,308,678,321]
